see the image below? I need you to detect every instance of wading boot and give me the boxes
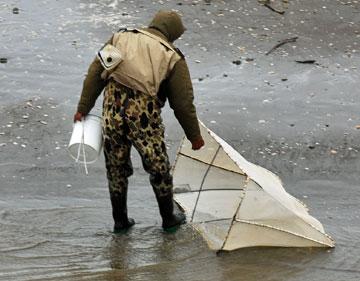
[155,191,186,231]
[110,193,135,233]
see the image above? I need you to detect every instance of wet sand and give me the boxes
[0,0,360,280]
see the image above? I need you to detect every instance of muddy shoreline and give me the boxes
[1,0,360,280]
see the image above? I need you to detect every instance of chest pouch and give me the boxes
[97,44,123,71]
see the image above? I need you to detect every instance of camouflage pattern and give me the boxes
[102,80,173,198]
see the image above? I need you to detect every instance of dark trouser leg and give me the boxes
[150,173,186,229]
[129,117,185,229]
[104,137,135,232]
[110,189,135,232]
[103,81,135,232]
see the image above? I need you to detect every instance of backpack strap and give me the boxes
[135,29,178,53]
[117,27,128,33]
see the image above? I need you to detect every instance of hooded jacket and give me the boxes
[77,11,201,142]
[106,28,182,98]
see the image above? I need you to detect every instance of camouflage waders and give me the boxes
[102,80,173,201]
[102,80,186,230]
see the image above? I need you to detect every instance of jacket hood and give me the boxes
[148,10,185,42]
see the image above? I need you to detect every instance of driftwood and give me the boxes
[264,3,285,14]
[265,37,298,55]
[295,60,316,64]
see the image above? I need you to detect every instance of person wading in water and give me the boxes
[74,10,204,232]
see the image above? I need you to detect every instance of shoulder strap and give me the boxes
[135,29,178,53]
[175,47,185,59]
[117,27,128,33]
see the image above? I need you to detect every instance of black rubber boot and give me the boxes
[110,192,135,233]
[155,191,186,231]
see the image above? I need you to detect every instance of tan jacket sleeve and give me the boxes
[166,59,201,142]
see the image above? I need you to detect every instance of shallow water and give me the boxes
[1,0,360,280]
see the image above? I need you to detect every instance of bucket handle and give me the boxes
[75,119,89,175]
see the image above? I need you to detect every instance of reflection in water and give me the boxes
[103,228,334,281]
[219,248,332,281]
[105,225,225,281]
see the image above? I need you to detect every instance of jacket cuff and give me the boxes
[188,135,202,143]
[77,104,89,115]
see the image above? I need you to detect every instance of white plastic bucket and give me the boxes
[68,114,103,164]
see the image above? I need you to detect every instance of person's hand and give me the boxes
[191,137,205,150]
[73,112,84,123]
